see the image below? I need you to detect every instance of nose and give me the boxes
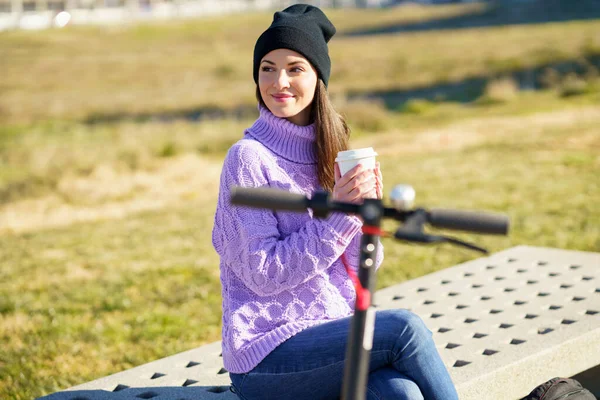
[274,69,290,90]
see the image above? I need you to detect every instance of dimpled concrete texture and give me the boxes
[40,341,237,400]
[374,245,600,399]
[39,246,599,400]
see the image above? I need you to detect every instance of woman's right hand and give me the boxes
[332,163,377,204]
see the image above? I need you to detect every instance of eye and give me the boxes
[261,66,274,72]
[290,67,304,73]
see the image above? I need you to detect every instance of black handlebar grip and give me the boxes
[427,208,509,235]
[230,186,309,212]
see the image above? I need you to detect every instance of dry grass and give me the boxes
[0,153,221,233]
[477,76,520,104]
[361,103,600,156]
[1,5,599,123]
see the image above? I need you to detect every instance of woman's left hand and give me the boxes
[361,162,383,200]
[375,162,383,200]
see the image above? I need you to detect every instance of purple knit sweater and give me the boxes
[212,106,384,374]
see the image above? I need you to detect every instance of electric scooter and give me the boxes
[230,184,510,400]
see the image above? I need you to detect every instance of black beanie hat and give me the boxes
[253,4,336,87]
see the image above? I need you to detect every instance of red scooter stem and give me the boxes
[341,199,384,400]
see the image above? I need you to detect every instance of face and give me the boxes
[258,49,318,126]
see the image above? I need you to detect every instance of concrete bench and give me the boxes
[40,245,600,400]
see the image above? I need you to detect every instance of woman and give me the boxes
[212,4,458,400]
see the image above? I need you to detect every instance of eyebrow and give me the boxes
[261,59,307,66]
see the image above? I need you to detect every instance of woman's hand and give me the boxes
[375,162,383,200]
[333,162,382,204]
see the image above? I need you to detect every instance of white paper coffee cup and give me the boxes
[335,147,378,177]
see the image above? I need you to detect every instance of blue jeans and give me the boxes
[229,309,458,400]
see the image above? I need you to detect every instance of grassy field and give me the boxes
[1,3,599,398]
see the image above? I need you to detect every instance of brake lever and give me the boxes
[443,236,488,254]
[393,229,445,244]
[394,229,488,254]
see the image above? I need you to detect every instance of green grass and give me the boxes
[1,4,600,399]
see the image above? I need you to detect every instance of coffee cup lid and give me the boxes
[335,147,378,162]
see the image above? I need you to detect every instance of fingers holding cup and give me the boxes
[375,161,383,200]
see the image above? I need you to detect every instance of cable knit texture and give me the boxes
[212,106,384,374]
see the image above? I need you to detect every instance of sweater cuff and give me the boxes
[325,212,362,244]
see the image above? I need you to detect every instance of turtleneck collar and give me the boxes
[245,106,317,164]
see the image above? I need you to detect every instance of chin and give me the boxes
[267,103,301,119]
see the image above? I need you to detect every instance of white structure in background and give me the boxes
[0,0,402,31]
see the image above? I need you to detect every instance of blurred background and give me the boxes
[0,0,599,398]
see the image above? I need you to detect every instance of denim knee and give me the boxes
[366,383,424,400]
[384,309,431,337]
[366,367,424,400]
[376,309,433,360]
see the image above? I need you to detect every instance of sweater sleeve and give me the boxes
[212,142,362,297]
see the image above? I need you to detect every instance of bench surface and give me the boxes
[40,245,600,400]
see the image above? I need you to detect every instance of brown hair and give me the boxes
[256,79,349,191]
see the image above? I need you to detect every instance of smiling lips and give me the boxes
[272,93,294,102]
